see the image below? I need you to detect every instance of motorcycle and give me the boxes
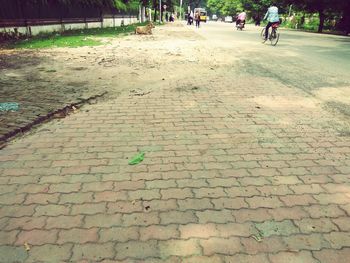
[236,22,245,30]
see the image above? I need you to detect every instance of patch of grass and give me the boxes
[12,22,152,49]
[14,35,103,49]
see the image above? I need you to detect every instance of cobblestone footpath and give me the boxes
[1,35,350,263]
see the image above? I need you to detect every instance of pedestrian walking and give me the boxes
[187,11,193,25]
[254,15,261,26]
[190,11,194,25]
[195,11,200,28]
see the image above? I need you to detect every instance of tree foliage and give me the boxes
[207,0,242,16]
[206,0,349,33]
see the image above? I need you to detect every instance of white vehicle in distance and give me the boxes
[224,16,233,23]
[212,14,218,21]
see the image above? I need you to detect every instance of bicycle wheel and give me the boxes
[261,28,267,42]
[270,29,280,46]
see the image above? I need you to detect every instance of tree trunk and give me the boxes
[318,10,325,33]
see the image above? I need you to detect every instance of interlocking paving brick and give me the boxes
[241,236,288,254]
[303,204,346,218]
[35,204,70,216]
[225,186,260,197]
[283,233,331,250]
[160,210,197,224]
[142,199,178,211]
[179,223,218,239]
[332,217,350,231]
[211,197,248,209]
[323,232,350,249]
[233,208,273,223]
[57,228,98,244]
[46,215,83,229]
[71,243,115,261]
[255,220,300,237]
[268,207,308,221]
[115,240,159,260]
[0,246,28,262]
[15,229,58,246]
[200,237,242,256]
[196,209,234,224]
[70,203,106,215]
[122,212,160,226]
[216,222,255,237]
[159,239,201,257]
[269,251,318,263]
[140,225,179,240]
[5,216,47,231]
[280,194,317,206]
[185,255,223,263]
[107,201,143,214]
[245,196,283,209]
[128,189,161,201]
[0,231,19,245]
[26,244,73,262]
[224,254,270,263]
[313,248,350,263]
[161,188,193,199]
[193,187,226,198]
[294,218,338,234]
[99,226,139,242]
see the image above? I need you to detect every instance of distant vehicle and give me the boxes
[212,14,218,21]
[194,8,207,22]
[224,16,233,23]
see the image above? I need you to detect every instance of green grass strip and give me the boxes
[12,22,153,49]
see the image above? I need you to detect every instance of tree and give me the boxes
[207,0,224,15]
[207,0,242,16]
[240,0,271,16]
[283,0,346,33]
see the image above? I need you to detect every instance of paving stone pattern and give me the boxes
[1,74,350,262]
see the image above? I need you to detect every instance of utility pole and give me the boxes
[180,0,183,20]
[159,0,162,23]
[288,4,293,17]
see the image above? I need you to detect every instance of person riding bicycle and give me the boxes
[263,3,280,40]
[236,10,247,27]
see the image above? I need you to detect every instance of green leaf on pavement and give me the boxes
[128,152,145,165]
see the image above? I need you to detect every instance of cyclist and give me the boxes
[236,10,247,27]
[263,3,280,40]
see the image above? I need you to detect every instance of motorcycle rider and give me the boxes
[263,3,280,40]
[236,10,247,27]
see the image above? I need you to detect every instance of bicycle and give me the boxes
[261,23,280,46]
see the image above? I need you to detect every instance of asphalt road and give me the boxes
[194,21,350,94]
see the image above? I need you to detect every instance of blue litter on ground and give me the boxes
[0,102,20,112]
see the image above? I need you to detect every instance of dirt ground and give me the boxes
[0,23,217,142]
[1,22,350,143]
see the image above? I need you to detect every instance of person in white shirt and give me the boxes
[263,3,280,40]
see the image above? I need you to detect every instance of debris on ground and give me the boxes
[24,242,30,251]
[251,229,264,242]
[0,102,19,112]
[128,152,145,165]
[251,234,263,242]
[130,90,151,97]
